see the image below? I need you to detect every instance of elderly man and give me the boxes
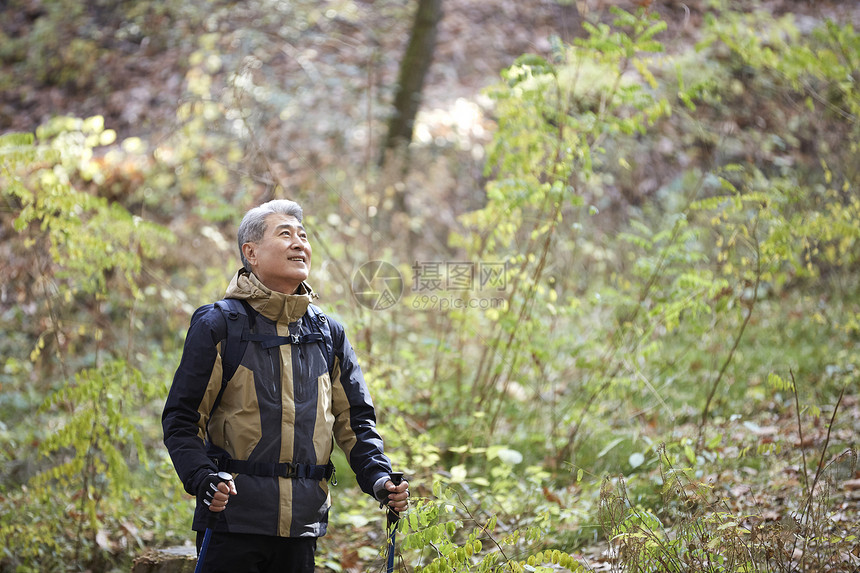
[163,199,408,572]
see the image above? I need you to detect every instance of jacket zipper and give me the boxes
[268,347,276,394]
[293,321,307,401]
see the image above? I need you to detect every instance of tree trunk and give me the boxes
[379,0,443,169]
[131,546,197,573]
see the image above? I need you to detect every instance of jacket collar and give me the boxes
[225,269,314,323]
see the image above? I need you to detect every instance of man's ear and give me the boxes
[242,242,256,266]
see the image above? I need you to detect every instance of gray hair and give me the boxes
[237,199,304,271]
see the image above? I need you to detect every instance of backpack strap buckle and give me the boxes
[279,462,298,479]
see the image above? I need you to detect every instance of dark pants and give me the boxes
[195,531,316,573]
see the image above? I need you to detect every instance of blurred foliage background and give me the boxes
[1,0,858,571]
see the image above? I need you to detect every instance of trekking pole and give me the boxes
[385,472,405,573]
[194,471,233,573]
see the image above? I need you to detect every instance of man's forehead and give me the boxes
[265,213,303,231]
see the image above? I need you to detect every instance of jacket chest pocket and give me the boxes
[293,342,329,403]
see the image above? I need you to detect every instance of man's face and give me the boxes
[242,214,312,294]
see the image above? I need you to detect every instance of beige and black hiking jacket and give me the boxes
[162,270,392,538]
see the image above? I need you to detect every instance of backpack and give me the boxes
[211,298,335,406]
[206,298,339,482]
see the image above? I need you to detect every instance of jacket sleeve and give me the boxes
[328,317,393,496]
[162,304,225,496]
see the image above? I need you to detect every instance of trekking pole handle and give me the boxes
[387,472,405,525]
[196,472,233,573]
[205,471,234,529]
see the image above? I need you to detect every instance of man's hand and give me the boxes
[382,478,409,514]
[198,471,237,513]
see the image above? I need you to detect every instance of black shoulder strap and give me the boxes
[214,298,255,386]
[306,304,334,376]
[205,298,255,430]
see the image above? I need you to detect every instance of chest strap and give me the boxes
[218,458,336,482]
[244,332,324,350]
